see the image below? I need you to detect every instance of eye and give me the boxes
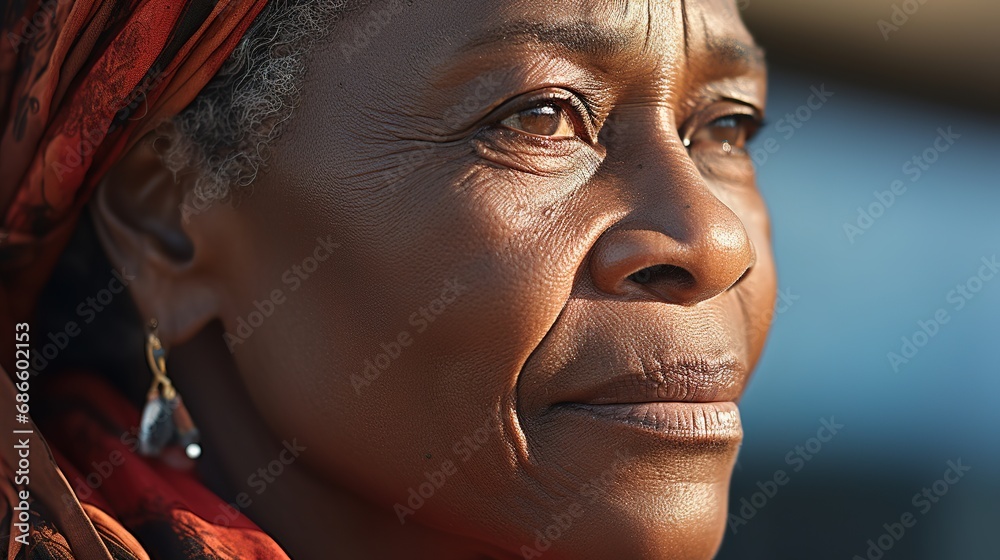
[688,113,760,151]
[499,102,577,139]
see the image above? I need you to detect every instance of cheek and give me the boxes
[729,190,778,363]
[208,113,776,548]
[207,150,605,535]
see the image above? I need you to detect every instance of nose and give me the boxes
[589,171,756,306]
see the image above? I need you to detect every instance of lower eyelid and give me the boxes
[471,128,604,172]
[690,150,757,181]
[690,140,750,157]
[476,126,589,154]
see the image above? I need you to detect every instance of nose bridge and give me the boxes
[609,102,724,226]
[589,110,755,305]
[628,109,749,254]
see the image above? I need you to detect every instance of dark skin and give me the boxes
[90,0,774,558]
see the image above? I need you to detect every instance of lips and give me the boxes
[555,401,743,442]
[553,357,745,406]
[546,358,747,443]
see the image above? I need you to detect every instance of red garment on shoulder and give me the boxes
[1,369,289,559]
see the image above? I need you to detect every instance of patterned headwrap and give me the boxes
[0,0,268,324]
[0,4,294,558]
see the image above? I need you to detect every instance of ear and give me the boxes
[90,130,220,348]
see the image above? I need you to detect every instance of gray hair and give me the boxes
[161,0,349,209]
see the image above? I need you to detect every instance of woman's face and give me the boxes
[189,0,773,557]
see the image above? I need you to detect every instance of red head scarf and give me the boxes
[0,3,293,559]
[0,0,267,326]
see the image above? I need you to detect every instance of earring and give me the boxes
[139,319,202,459]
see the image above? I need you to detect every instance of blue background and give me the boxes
[716,67,1000,560]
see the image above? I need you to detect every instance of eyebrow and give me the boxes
[697,11,766,72]
[707,35,766,70]
[463,19,765,73]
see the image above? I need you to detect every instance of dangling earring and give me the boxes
[140,319,202,459]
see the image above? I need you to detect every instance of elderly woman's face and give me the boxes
[197,0,773,557]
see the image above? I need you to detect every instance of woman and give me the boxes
[1,0,776,558]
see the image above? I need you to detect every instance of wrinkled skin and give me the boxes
[93,0,774,558]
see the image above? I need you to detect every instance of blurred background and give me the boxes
[718,1,1000,559]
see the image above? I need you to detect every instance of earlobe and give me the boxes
[89,130,220,347]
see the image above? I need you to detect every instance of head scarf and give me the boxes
[0,0,268,326]
[0,3,284,558]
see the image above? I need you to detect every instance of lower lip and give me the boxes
[554,401,743,443]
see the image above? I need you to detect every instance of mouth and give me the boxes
[553,401,742,443]
[546,358,746,443]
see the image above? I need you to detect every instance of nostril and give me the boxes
[628,264,695,289]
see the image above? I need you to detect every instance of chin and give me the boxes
[502,419,739,560]
[517,479,734,560]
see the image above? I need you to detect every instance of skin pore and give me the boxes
[90,0,775,558]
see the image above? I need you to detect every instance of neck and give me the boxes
[169,321,495,560]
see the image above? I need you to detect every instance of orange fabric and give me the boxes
[1,368,290,558]
[0,0,268,325]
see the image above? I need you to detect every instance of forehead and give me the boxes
[421,0,760,70]
[316,0,765,119]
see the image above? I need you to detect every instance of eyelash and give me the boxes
[684,112,763,154]
[491,89,597,142]
[489,90,762,152]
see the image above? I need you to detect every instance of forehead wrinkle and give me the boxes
[643,0,655,55]
[681,0,690,62]
[462,19,639,58]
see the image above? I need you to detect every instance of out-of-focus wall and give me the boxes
[740,0,1000,112]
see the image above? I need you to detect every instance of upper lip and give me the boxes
[554,357,746,406]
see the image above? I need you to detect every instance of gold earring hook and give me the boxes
[145,319,175,400]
